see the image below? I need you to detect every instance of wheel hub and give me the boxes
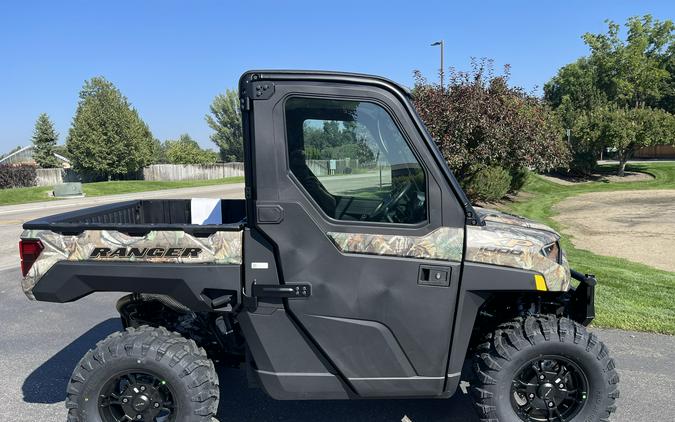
[131,393,150,412]
[511,356,588,422]
[99,372,176,422]
[537,382,555,401]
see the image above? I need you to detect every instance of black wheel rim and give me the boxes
[98,370,177,422]
[510,355,589,422]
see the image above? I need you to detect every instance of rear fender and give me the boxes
[31,261,241,312]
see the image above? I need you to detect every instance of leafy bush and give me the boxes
[509,167,530,192]
[412,59,570,201]
[164,134,218,165]
[461,166,512,203]
[0,165,37,189]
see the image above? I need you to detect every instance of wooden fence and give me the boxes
[35,168,80,186]
[306,159,361,176]
[34,164,245,186]
[634,145,675,159]
[142,163,245,181]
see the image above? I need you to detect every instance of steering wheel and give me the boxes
[368,181,414,222]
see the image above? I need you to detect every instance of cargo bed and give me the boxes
[23,199,247,235]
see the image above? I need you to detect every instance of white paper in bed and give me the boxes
[191,198,222,225]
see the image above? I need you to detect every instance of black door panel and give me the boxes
[259,203,461,396]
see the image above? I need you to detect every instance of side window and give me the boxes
[285,97,427,224]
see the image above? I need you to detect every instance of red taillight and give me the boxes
[19,239,43,277]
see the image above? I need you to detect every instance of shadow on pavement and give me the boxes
[215,368,479,422]
[21,319,478,421]
[22,318,122,404]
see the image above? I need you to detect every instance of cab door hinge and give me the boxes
[241,82,274,111]
[245,81,275,101]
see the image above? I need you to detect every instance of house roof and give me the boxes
[0,145,70,165]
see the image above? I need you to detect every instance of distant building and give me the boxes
[0,145,71,168]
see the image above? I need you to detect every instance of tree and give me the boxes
[164,134,218,164]
[303,120,375,163]
[205,89,243,162]
[67,77,155,180]
[602,106,675,175]
[412,59,570,199]
[582,15,673,109]
[544,58,607,111]
[545,15,675,175]
[31,113,60,168]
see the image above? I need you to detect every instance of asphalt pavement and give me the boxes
[1,183,674,421]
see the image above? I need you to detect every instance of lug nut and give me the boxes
[154,402,160,408]
[548,402,554,408]
[528,393,535,399]
[122,398,129,403]
[140,386,146,391]
[559,383,564,389]
[136,415,142,419]
[539,375,546,380]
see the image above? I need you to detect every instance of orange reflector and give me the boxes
[534,274,548,291]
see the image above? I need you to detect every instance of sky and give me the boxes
[1,0,673,153]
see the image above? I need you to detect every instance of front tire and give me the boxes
[66,325,219,422]
[471,315,619,422]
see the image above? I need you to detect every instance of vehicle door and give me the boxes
[243,73,467,397]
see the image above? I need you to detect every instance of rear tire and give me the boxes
[471,315,619,422]
[66,325,219,422]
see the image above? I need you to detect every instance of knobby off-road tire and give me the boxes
[472,315,619,422]
[66,325,219,422]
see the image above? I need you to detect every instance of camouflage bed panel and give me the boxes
[21,229,243,299]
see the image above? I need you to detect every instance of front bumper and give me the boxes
[570,269,597,326]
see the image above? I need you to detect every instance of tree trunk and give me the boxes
[617,159,627,177]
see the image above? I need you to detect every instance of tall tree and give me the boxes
[205,89,243,162]
[31,113,60,168]
[583,15,673,109]
[67,77,155,180]
[545,15,675,175]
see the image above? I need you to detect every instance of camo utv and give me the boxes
[20,71,618,422]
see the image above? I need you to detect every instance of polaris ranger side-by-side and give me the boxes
[19,71,618,422]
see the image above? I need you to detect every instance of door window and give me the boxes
[285,97,427,224]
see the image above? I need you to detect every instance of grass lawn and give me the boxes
[504,162,675,334]
[0,176,244,206]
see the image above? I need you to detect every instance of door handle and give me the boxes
[252,283,311,298]
[418,265,451,287]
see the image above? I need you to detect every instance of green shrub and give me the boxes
[569,149,598,175]
[509,167,530,192]
[461,166,512,203]
[0,165,37,189]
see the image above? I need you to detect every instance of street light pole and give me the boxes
[431,40,444,89]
